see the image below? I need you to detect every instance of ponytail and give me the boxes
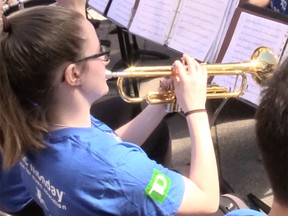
[0,47,47,170]
[0,6,85,169]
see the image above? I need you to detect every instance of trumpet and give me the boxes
[105,46,278,112]
[3,0,26,12]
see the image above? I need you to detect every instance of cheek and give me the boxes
[83,61,105,82]
[82,63,109,98]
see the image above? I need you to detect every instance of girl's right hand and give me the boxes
[172,54,207,113]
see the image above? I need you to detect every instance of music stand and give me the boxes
[111,26,170,71]
[111,26,171,98]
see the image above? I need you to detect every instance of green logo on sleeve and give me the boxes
[144,169,171,204]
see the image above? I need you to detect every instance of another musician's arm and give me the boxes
[241,0,271,7]
[55,0,87,17]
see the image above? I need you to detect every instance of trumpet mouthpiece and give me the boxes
[105,69,113,80]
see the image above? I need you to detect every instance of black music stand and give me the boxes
[131,34,170,62]
[247,193,271,214]
[112,26,170,71]
[111,26,171,98]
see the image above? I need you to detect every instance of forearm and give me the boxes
[241,0,271,7]
[188,112,219,204]
[115,104,167,145]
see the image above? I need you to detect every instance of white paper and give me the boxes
[206,0,240,63]
[88,0,110,14]
[168,0,231,62]
[129,0,179,44]
[212,12,288,105]
[107,0,136,28]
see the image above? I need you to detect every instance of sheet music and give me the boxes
[168,0,231,62]
[88,0,110,14]
[213,12,288,105]
[206,0,240,63]
[107,0,136,28]
[129,0,180,44]
[279,38,288,64]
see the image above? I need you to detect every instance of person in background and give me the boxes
[54,0,86,17]
[245,0,288,14]
[270,0,288,14]
[244,0,271,7]
[55,0,111,47]
[225,58,288,216]
[0,5,219,216]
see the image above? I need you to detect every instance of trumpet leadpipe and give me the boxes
[105,67,174,80]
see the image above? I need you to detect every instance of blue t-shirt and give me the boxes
[20,116,184,216]
[225,209,267,216]
[271,0,288,14]
[0,157,32,213]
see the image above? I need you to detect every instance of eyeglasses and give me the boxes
[60,46,110,82]
[74,45,111,63]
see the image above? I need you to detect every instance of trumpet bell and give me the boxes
[249,46,278,84]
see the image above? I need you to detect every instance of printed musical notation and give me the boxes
[168,0,229,61]
[88,0,110,14]
[107,0,136,28]
[213,12,288,105]
[129,0,178,44]
[128,0,237,62]
[89,0,240,62]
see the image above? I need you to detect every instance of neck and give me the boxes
[48,104,92,129]
[48,90,92,129]
[48,115,92,129]
[48,121,91,129]
[269,200,288,216]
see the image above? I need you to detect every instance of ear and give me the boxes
[63,63,81,86]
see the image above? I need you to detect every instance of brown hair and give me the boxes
[0,6,85,169]
[256,58,288,206]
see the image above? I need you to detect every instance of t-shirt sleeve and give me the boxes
[113,142,185,215]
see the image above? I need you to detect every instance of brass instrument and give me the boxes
[105,47,278,112]
[3,0,26,12]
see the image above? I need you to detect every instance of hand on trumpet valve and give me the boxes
[172,54,207,113]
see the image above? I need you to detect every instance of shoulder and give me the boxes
[225,208,267,216]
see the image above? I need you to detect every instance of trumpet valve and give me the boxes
[207,84,229,94]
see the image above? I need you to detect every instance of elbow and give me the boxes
[212,188,221,212]
[200,191,220,214]
[209,201,220,214]
[206,194,220,214]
